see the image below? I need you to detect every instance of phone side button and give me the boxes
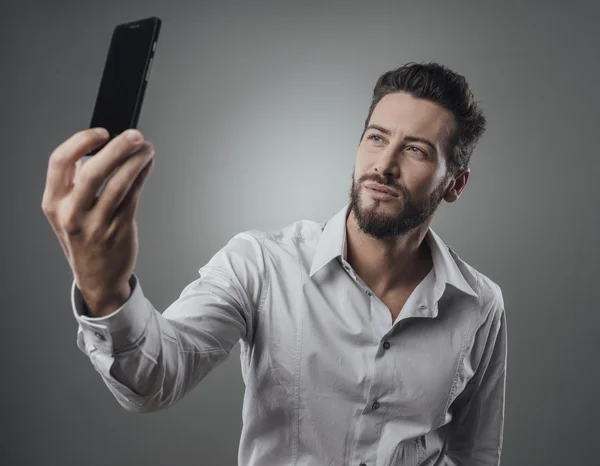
[145,57,154,82]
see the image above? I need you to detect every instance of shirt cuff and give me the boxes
[71,273,152,353]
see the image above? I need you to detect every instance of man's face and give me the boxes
[349,91,456,239]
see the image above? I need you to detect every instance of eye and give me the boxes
[407,146,427,156]
[366,134,384,143]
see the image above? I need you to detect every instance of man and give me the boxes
[42,62,507,465]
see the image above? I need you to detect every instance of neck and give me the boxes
[345,209,433,295]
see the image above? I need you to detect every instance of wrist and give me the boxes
[84,281,132,318]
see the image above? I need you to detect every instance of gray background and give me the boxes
[1,0,598,465]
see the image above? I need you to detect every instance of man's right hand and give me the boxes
[41,128,155,317]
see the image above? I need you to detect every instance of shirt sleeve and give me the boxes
[71,230,268,413]
[446,297,508,466]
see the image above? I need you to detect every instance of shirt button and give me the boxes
[383,341,391,350]
[94,332,105,341]
[372,401,380,410]
[366,291,373,297]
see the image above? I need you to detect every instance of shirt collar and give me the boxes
[309,203,478,298]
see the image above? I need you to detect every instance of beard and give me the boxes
[348,169,449,240]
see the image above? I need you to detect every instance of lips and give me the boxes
[364,182,399,197]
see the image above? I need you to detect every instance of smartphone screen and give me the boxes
[85,16,161,158]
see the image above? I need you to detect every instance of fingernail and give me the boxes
[127,129,141,141]
[94,128,108,137]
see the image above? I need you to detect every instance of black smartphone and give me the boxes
[83,16,161,163]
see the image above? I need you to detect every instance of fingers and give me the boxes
[70,129,146,213]
[109,155,155,232]
[43,128,110,206]
[41,127,155,286]
[93,142,155,224]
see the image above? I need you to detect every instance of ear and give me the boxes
[443,169,470,203]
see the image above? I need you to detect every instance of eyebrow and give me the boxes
[365,124,438,154]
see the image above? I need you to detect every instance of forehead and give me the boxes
[369,91,455,145]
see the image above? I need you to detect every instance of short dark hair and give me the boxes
[360,62,487,177]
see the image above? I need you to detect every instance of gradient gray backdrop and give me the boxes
[2,0,599,465]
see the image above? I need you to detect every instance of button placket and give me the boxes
[341,261,357,281]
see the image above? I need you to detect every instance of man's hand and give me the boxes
[41,128,155,317]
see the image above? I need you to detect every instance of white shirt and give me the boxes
[72,203,507,466]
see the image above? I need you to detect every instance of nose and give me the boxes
[373,146,400,178]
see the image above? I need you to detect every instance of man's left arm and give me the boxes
[447,303,508,466]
